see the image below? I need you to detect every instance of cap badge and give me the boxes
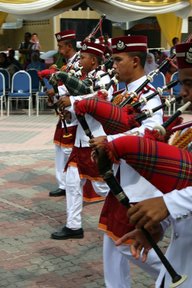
[116,40,126,51]
[57,34,61,40]
[82,43,88,51]
[185,47,192,64]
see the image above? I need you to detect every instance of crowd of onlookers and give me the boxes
[144,36,179,84]
[0,33,179,84]
[0,32,46,78]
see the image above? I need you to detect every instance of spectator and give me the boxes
[18,32,35,69]
[0,52,10,69]
[31,33,41,51]
[7,48,22,77]
[144,52,158,75]
[164,58,178,84]
[170,37,180,56]
[26,50,46,71]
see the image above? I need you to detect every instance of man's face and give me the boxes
[24,34,31,43]
[179,68,192,110]
[112,52,135,83]
[79,52,95,73]
[57,41,70,57]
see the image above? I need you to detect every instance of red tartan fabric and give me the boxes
[107,135,192,193]
[74,97,139,135]
[53,121,77,147]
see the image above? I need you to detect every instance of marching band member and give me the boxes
[49,30,79,197]
[51,41,113,240]
[89,35,164,288]
[115,41,192,288]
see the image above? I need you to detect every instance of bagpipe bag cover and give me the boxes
[74,97,139,135]
[106,135,192,193]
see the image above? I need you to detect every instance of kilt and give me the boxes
[53,121,77,148]
[98,191,135,244]
[66,146,104,182]
[83,180,105,203]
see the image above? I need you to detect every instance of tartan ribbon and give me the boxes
[107,135,192,193]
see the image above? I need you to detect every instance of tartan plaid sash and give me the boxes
[107,135,192,193]
[74,97,140,135]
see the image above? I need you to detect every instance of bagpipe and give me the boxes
[94,134,190,287]
[102,133,192,194]
[74,101,190,288]
[74,79,183,137]
[48,61,116,97]
[118,54,176,107]
[70,48,184,139]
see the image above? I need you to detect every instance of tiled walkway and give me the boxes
[0,112,191,287]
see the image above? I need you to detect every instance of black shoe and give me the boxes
[51,226,84,240]
[49,188,66,197]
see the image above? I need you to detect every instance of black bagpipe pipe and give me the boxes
[152,101,191,136]
[86,14,106,41]
[134,95,182,123]
[93,74,118,91]
[132,79,179,109]
[88,68,115,84]
[86,58,114,81]
[68,66,83,78]
[75,111,187,287]
[131,98,191,143]
[119,53,176,108]
[65,51,80,73]
[74,81,183,136]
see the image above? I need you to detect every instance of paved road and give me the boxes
[0,111,190,288]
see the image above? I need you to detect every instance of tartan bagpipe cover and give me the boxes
[106,135,192,193]
[53,71,93,96]
[74,97,140,135]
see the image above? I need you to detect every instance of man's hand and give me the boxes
[89,136,107,149]
[46,88,55,105]
[128,197,169,230]
[57,96,71,110]
[115,225,163,262]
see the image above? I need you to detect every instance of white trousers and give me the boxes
[103,234,161,288]
[65,165,109,229]
[55,144,72,190]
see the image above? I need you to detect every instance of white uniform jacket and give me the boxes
[107,75,164,203]
[156,186,192,287]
